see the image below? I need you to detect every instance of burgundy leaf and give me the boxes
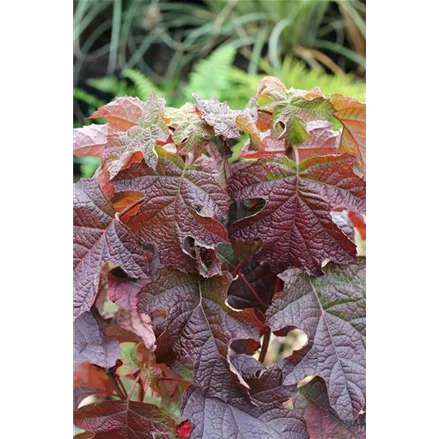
[182,366,307,439]
[73,178,149,318]
[196,140,232,190]
[74,400,175,438]
[110,147,230,276]
[194,94,241,139]
[105,273,156,349]
[74,311,120,370]
[230,355,298,410]
[294,120,340,160]
[73,124,108,158]
[267,263,366,420]
[229,154,365,275]
[294,377,366,439]
[137,270,260,373]
[107,272,145,311]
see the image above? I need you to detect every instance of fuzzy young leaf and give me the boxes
[229,154,366,275]
[73,179,149,318]
[256,77,333,145]
[96,94,169,182]
[164,103,214,158]
[110,147,230,276]
[195,94,241,139]
[239,120,340,161]
[267,263,366,420]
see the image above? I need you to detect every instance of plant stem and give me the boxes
[108,372,127,400]
[138,379,145,402]
[237,272,266,309]
[158,377,188,384]
[285,139,294,160]
[259,329,271,364]
[127,374,142,401]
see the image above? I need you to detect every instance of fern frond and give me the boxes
[87,77,129,96]
[122,69,162,101]
[73,88,105,108]
[186,46,236,101]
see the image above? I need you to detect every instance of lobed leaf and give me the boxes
[73,179,149,318]
[195,94,241,139]
[99,94,169,182]
[74,311,120,370]
[110,147,230,276]
[294,377,366,439]
[164,103,214,158]
[74,399,175,438]
[267,263,366,420]
[229,154,366,275]
[256,77,333,145]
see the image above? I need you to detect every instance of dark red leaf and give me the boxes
[182,359,307,439]
[74,312,120,370]
[267,263,366,421]
[74,400,175,438]
[331,210,356,241]
[229,154,365,275]
[110,147,230,276]
[137,270,260,371]
[294,377,366,439]
[73,178,149,318]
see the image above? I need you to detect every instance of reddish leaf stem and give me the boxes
[108,372,127,400]
[158,377,189,384]
[138,380,145,402]
[127,374,142,401]
[237,272,266,309]
[258,329,271,364]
